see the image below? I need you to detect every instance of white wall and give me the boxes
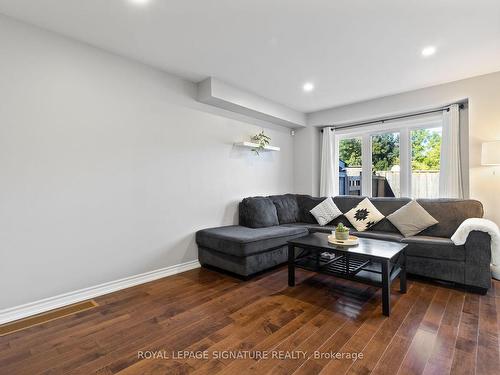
[303,71,500,225]
[293,126,320,195]
[0,16,294,310]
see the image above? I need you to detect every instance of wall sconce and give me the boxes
[482,141,500,166]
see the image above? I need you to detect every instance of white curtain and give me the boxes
[439,104,464,198]
[320,127,339,197]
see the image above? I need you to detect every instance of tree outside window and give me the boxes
[339,131,441,171]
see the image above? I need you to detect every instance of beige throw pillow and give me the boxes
[344,198,385,232]
[386,200,438,237]
[310,197,342,226]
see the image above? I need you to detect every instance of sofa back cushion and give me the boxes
[239,195,484,237]
[268,194,300,224]
[296,195,328,224]
[417,199,484,238]
[386,200,438,237]
[332,196,412,233]
[291,196,411,232]
[239,197,279,228]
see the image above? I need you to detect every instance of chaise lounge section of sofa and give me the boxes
[196,194,491,293]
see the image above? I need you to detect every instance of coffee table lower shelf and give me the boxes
[294,253,402,288]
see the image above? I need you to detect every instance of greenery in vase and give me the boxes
[250,131,271,155]
[335,223,349,233]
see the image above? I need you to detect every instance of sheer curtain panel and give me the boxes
[439,104,464,198]
[320,127,338,197]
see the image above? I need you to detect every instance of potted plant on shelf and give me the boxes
[250,131,271,155]
[335,223,350,241]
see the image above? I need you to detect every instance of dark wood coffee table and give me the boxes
[288,233,407,316]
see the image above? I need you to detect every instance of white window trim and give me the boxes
[335,114,443,197]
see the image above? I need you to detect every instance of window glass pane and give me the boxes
[372,133,400,197]
[411,127,442,198]
[339,137,362,196]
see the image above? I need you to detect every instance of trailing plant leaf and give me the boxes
[250,131,271,155]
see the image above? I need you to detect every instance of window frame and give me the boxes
[335,114,442,197]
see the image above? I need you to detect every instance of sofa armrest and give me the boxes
[464,230,491,291]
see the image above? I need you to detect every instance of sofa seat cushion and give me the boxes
[402,236,465,261]
[196,225,308,257]
[351,231,403,242]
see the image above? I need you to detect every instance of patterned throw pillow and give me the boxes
[344,198,385,232]
[310,197,342,226]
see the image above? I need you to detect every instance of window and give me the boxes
[371,132,401,197]
[339,138,362,196]
[411,127,442,198]
[337,116,442,198]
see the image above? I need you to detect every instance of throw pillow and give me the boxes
[240,197,279,228]
[344,198,385,232]
[386,200,438,237]
[310,197,342,226]
[296,195,329,224]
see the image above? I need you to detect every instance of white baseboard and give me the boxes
[0,259,201,325]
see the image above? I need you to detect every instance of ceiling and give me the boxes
[1,0,499,113]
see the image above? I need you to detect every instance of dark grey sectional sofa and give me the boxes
[196,194,492,293]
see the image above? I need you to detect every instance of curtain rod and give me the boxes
[320,103,464,132]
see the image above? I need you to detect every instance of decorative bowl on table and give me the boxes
[328,234,360,246]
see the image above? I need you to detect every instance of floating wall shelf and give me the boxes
[234,141,280,151]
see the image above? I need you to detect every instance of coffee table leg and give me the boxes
[288,244,295,287]
[382,260,390,316]
[400,251,407,293]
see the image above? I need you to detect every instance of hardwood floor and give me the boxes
[1,266,499,374]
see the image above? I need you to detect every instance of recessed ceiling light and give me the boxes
[303,82,314,92]
[421,46,437,57]
[128,0,151,5]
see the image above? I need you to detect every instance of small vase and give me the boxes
[335,230,349,241]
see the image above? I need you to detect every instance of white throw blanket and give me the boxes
[451,218,500,280]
